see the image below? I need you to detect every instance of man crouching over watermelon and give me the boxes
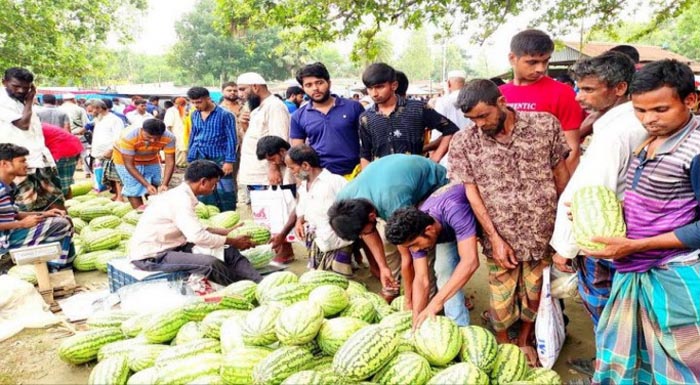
[127,160,262,285]
[385,183,479,328]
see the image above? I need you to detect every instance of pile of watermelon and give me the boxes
[60,185,271,276]
[56,269,562,385]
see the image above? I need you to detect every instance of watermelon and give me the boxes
[220,346,273,385]
[7,265,37,285]
[97,338,146,361]
[252,345,315,385]
[346,280,367,297]
[155,352,222,385]
[228,224,271,245]
[372,351,432,385]
[201,309,246,339]
[209,211,240,228]
[120,313,153,337]
[316,317,370,356]
[127,367,159,385]
[128,344,168,372]
[361,292,395,321]
[242,304,282,346]
[332,325,399,381]
[219,314,248,354]
[255,271,299,302]
[281,370,325,385]
[275,301,325,345]
[172,321,205,345]
[71,181,94,197]
[571,185,626,251]
[88,355,130,385]
[427,362,489,385]
[58,328,126,365]
[95,251,124,272]
[73,250,107,271]
[80,205,112,222]
[87,310,137,329]
[89,215,121,230]
[218,280,257,304]
[260,282,312,305]
[525,368,562,384]
[115,222,136,240]
[122,210,142,225]
[156,338,221,366]
[390,295,407,311]
[490,343,528,385]
[83,229,121,252]
[460,325,498,373]
[195,203,210,219]
[397,330,416,353]
[72,217,88,234]
[240,245,275,269]
[339,296,376,323]
[379,311,412,333]
[141,307,189,344]
[112,203,134,218]
[413,316,462,366]
[308,285,349,317]
[298,270,349,289]
[187,375,223,385]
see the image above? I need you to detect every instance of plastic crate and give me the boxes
[107,258,189,293]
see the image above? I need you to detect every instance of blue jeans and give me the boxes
[434,242,469,326]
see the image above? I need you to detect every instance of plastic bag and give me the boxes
[535,265,566,369]
[551,266,579,299]
[0,275,60,342]
[250,187,295,235]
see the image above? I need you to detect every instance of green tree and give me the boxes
[305,46,359,78]
[0,0,146,85]
[395,29,433,81]
[431,44,475,81]
[99,50,180,85]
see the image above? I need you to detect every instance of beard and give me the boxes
[310,89,331,104]
[224,94,238,102]
[481,110,507,137]
[6,88,25,102]
[247,94,262,111]
[296,170,310,181]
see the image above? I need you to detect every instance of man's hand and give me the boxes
[295,219,306,239]
[19,214,42,228]
[269,233,286,253]
[239,111,250,127]
[222,162,234,176]
[413,301,442,330]
[553,253,575,273]
[490,235,518,269]
[268,168,282,186]
[229,235,255,250]
[582,236,638,260]
[158,185,168,193]
[379,267,398,291]
[146,185,158,196]
[25,84,36,104]
[41,208,66,218]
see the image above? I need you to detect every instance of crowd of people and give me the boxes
[0,28,698,383]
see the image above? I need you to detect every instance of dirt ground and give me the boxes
[0,172,594,384]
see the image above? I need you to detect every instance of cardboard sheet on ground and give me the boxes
[0,275,60,342]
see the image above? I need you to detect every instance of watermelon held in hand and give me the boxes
[571,185,626,251]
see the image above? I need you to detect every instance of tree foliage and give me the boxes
[0,0,146,85]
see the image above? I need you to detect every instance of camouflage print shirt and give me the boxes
[448,110,570,261]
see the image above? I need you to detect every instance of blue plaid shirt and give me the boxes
[188,105,237,163]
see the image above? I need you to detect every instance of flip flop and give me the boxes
[568,357,595,377]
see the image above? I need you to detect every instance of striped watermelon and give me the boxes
[70,181,94,197]
[459,325,498,373]
[195,203,210,219]
[95,251,124,273]
[260,282,313,306]
[379,311,413,333]
[242,304,282,346]
[121,313,154,337]
[240,245,275,269]
[252,345,315,385]
[390,295,407,311]
[72,217,88,234]
[281,370,325,385]
[397,330,416,353]
[525,368,562,384]
[141,307,189,344]
[83,229,122,252]
[373,351,431,385]
[298,270,349,289]
[255,271,299,302]
[339,296,377,323]
[490,343,528,385]
[7,265,37,285]
[332,325,399,381]
[89,215,121,230]
[127,367,159,385]
[209,211,240,228]
[201,309,246,339]
[316,317,369,356]
[308,285,349,317]
[80,205,112,222]
[172,321,205,346]
[206,205,220,216]
[155,352,222,385]
[187,375,223,385]
[346,280,367,296]
[111,203,134,218]
[156,338,221,366]
[73,251,105,271]
[360,291,395,319]
[97,337,145,361]
[219,280,258,304]
[115,222,136,240]
[128,344,168,372]
[58,328,126,364]
[572,185,626,251]
[122,210,142,225]
[88,355,130,385]
[413,316,462,366]
[228,224,271,245]
[219,313,248,354]
[275,301,325,345]
[220,346,273,385]
[427,362,489,385]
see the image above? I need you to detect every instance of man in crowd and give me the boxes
[0,144,74,268]
[0,68,63,211]
[433,70,471,130]
[123,95,142,115]
[146,96,164,119]
[291,62,364,179]
[60,92,91,178]
[113,119,176,208]
[284,86,304,113]
[186,86,238,211]
[104,98,129,126]
[37,94,70,131]
[359,63,458,168]
[499,29,584,172]
[328,154,448,297]
[450,79,570,366]
[164,97,189,168]
[126,99,155,127]
[584,60,700,384]
[128,160,261,285]
[550,52,646,335]
[87,99,125,201]
[111,97,125,114]
[42,122,83,199]
[386,183,479,328]
[219,81,247,202]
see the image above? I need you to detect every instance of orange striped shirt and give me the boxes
[113,127,176,166]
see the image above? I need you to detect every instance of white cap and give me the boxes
[62,93,76,100]
[237,72,267,85]
[447,70,467,79]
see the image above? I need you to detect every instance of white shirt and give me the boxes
[91,112,125,159]
[129,183,226,260]
[126,110,155,127]
[296,169,350,252]
[59,102,89,133]
[238,95,292,185]
[434,90,473,170]
[163,106,185,151]
[550,102,648,259]
[0,89,55,168]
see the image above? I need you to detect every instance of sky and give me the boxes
[128,0,196,55]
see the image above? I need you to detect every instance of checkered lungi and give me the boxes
[13,167,65,211]
[55,156,79,196]
[2,216,75,267]
[101,159,121,185]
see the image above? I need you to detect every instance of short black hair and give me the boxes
[43,94,56,105]
[489,77,506,86]
[385,206,435,245]
[396,71,409,97]
[148,96,159,102]
[101,98,113,109]
[256,136,291,160]
[185,160,224,182]
[0,143,29,162]
[362,63,396,88]
[456,79,502,113]
[142,119,166,136]
[221,81,237,90]
[570,51,636,93]
[609,45,640,64]
[4,67,34,82]
[285,86,304,99]
[510,29,554,57]
[134,99,147,106]
[287,144,321,168]
[164,100,174,109]
[327,199,377,241]
[187,87,210,100]
[630,59,696,100]
[296,62,331,85]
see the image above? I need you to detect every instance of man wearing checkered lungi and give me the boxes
[41,122,83,198]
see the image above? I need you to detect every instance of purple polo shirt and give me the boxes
[412,184,478,259]
[290,96,363,175]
